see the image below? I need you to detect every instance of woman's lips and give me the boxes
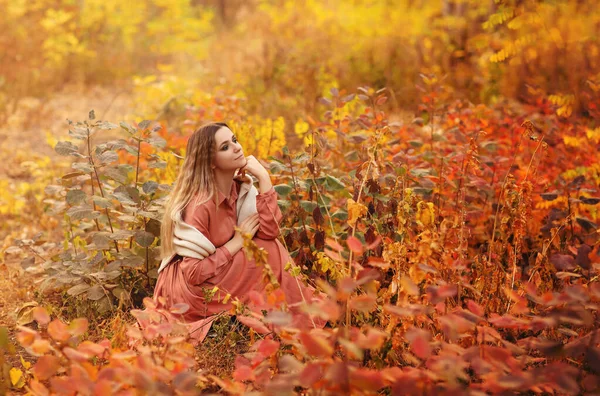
[235,154,244,160]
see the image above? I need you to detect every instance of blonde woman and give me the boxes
[154,122,323,342]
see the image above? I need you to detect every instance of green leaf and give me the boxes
[72,162,94,173]
[98,121,118,130]
[134,231,155,248]
[55,141,79,156]
[69,126,90,140]
[66,205,100,220]
[121,255,144,268]
[325,175,345,191]
[142,181,158,194]
[97,151,119,164]
[332,209,348,221]
[86,285,105,301]
[66,189,87,205]
[300,200,317,213]
[67,283,91,296]
[92,232,111,249]
[92,196,113,209]
[274,184,293,197]
[120,121,134,133]
[45,185,65,195]
[148,161,167,169]
[104,167,128,184]
[138,120,151,130]
[146,137,166,148]
[111,189,136,206]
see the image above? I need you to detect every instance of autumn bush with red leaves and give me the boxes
[3,79,600,395]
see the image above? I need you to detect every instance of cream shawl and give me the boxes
[157,176,258,273]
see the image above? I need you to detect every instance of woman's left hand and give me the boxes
[241,155,270,181]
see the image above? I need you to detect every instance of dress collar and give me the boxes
[216,181,239,207]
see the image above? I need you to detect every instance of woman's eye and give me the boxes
[221,145,228,151]
[232,137,237,143]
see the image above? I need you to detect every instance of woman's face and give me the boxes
[213,126,245,171]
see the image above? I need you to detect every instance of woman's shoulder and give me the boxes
[183,193,216,223]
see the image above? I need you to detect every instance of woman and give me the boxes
[154,122,322,343]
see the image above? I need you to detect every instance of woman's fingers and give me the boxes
[240,214,260,234]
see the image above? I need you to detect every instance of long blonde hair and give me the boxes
[160,122,229,258]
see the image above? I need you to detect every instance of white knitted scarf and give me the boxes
[157,176,258,273]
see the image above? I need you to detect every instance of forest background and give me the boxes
[1,0,600,394]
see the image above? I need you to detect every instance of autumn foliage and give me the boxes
[1,0,600,395]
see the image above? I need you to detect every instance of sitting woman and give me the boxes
[154,122,323,343]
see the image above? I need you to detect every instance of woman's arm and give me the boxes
[241,156,282,239]
[180,204,259,286]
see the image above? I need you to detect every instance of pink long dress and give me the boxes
[153,181,323,343]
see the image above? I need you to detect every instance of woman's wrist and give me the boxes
[225,233,244,256]
[256,173,272,193]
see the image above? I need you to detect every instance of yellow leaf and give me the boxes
[10,367,25,388]
[416,201,435,227]
[562,136,580,148]
[20,354,31,369]
[347,198,367,227]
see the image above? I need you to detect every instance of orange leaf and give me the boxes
[350,368,385,392]
[69,318,89,337]
[16,327,37,347]
[48,319,70,342]
[32,355,60,381]
[31,339,52,355]
[93,380,113,396]
[29,379,50,396]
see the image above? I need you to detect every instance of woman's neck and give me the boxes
[214,170,236,198]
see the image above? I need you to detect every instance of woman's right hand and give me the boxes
[236,213,260,240]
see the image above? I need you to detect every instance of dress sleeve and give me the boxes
[255,187,283,240]
[179,203,234,286]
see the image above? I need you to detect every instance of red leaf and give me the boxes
[233,365,255,382]
[50,376,78,394]
[348,294,377,313]
[362,327,388,350]
[298,332,334,358]
[257,338,280,358]
[170,303,190,314]
[78,341,107,358]
[466,299,485,317]
[32,355,60,381]
[299,363,323,388]
[33,307,51,326]
[350,368,385,392]
[406,328,431,360]
[550,254,576,271]
[63,347,90,362]
[237,315,270,335]
[347,236,364,254]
